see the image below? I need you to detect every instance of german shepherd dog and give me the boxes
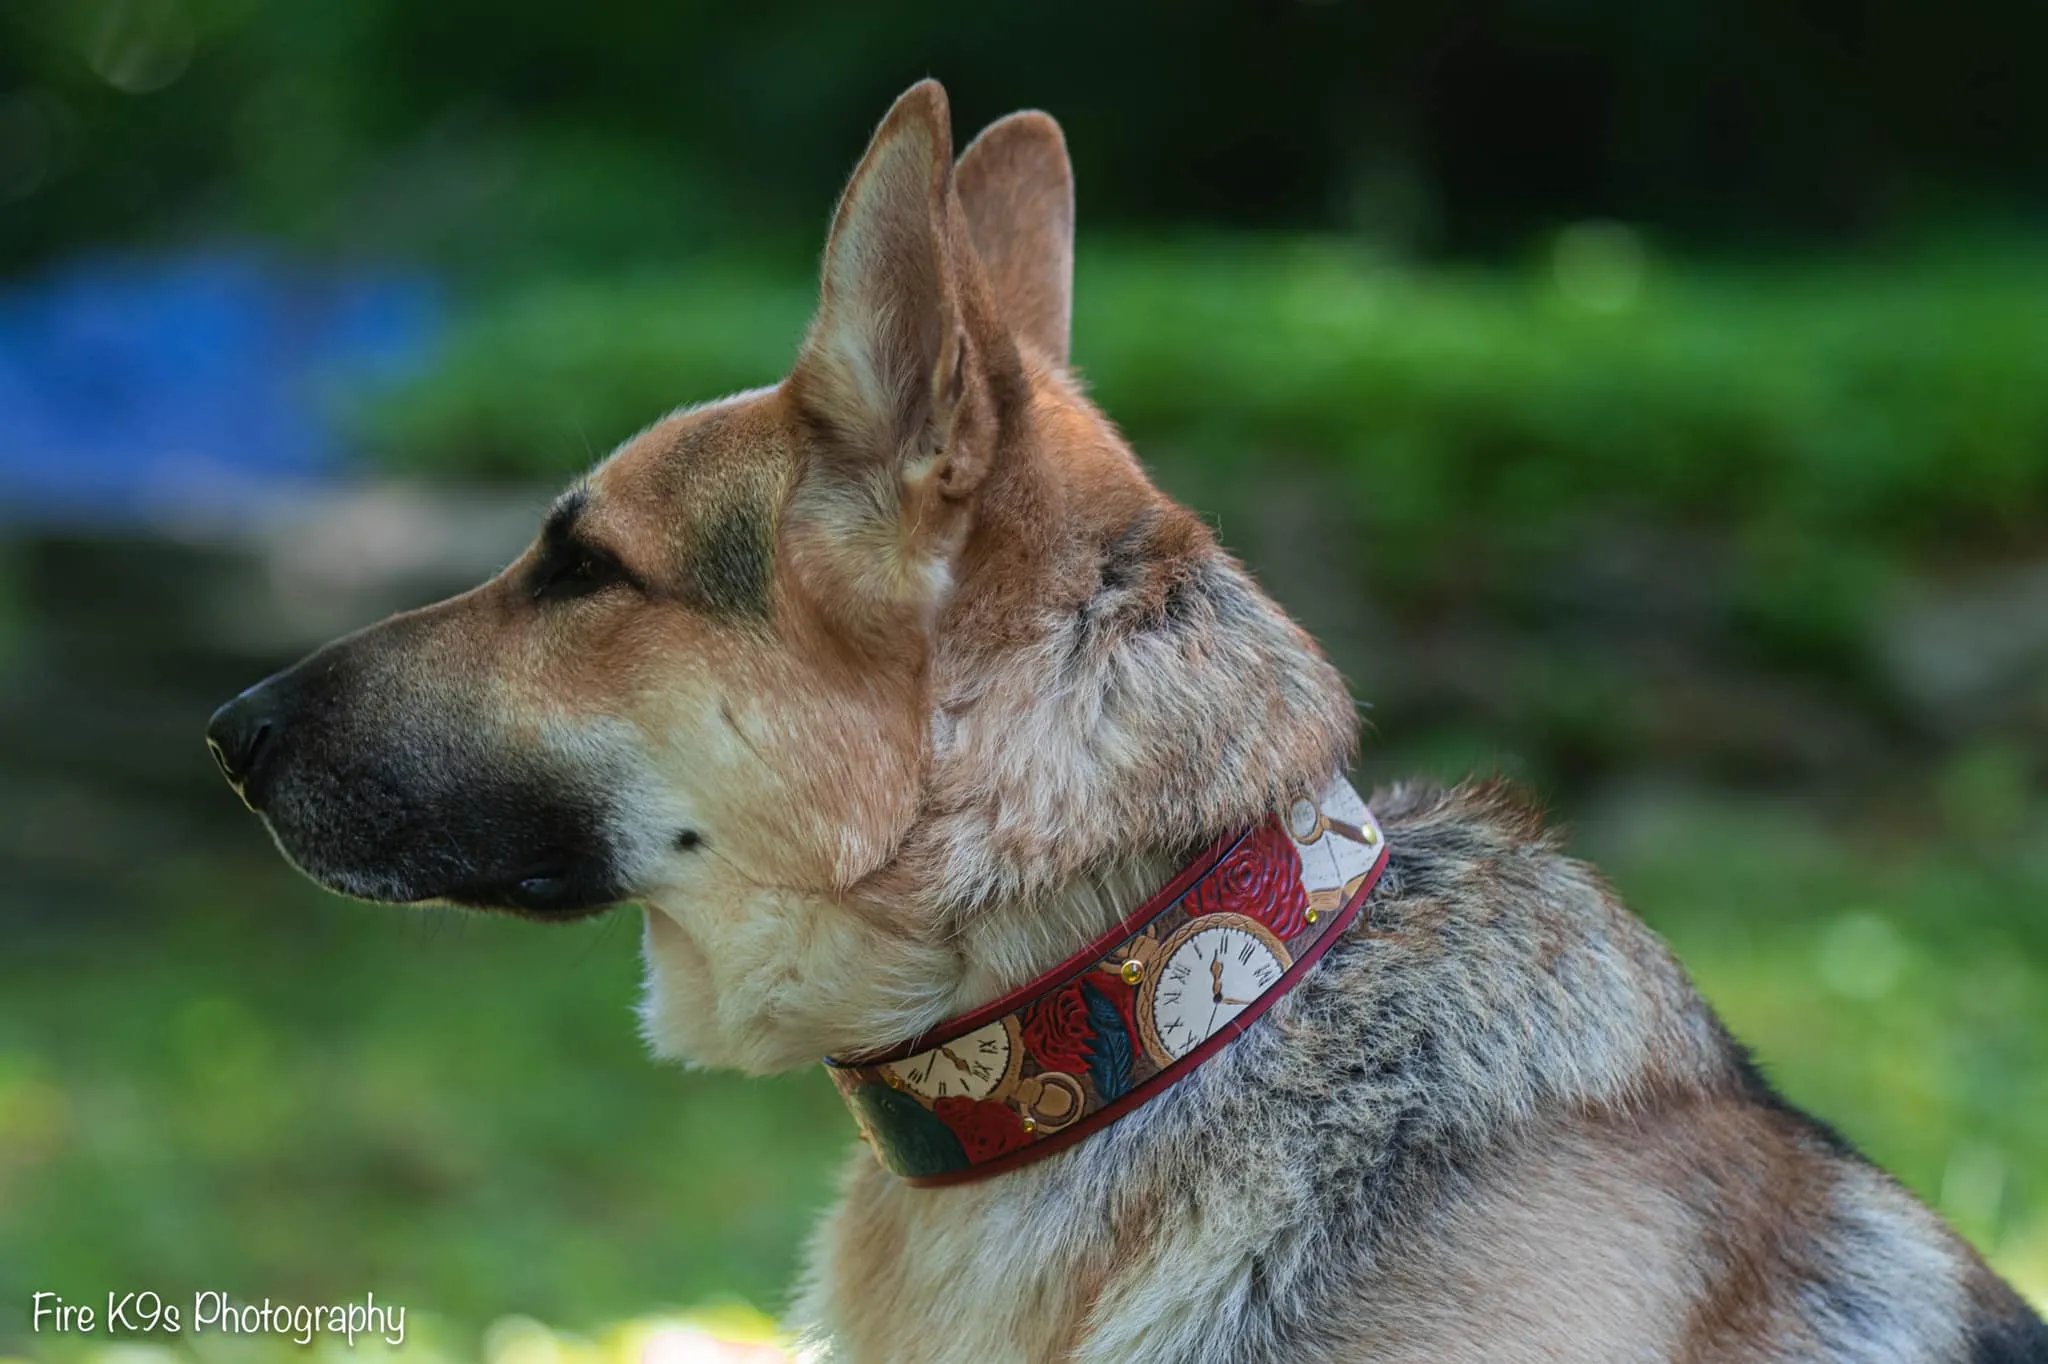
[207,81,2045,1362]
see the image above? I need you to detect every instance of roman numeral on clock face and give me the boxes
[1237,939,1257,964]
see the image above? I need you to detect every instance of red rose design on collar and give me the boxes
[1021,982,1095,1074]
[1183,816,1310,938]
[932,1096,1032,1163]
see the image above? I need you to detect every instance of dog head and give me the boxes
[208,81,1354,1071]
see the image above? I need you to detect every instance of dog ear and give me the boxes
[955,111,1074,367]
[787,80,1021,628]
[793,80,1010,499]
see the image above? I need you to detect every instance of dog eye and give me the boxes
[532,549,621,603]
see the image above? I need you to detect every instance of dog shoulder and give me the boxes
[1362,777,1734,1106]
[1318,781,2047,1362]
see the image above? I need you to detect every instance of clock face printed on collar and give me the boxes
[1138,913,1294,1064]
[882,1017,1022,1103]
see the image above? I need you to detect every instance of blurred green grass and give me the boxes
[354,234,2048,561]
[4,792,2044,1355]
[0,866,849,1340]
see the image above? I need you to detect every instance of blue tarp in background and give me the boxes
[0,250,437,523]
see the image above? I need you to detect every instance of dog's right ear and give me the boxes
[955,112,1075,367]
[787,80,1018,633]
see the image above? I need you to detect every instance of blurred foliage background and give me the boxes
[2,0,2046,1355]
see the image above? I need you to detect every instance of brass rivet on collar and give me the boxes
[1020,1115,1038,1134]
[1119,959,1145,986]
[1306,909,1320,924]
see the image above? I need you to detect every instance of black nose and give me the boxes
[206,683,284,809]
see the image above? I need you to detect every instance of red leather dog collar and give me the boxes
[825,776,1389,1186]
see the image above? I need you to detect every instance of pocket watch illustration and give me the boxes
[1137,913,1293,1063]
[883,1017,1023,1102]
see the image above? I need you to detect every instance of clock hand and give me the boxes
[938,1043,974,1073]
[1218,995,1258,1006]
[1210,957,1224,1003]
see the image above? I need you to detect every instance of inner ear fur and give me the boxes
[954,111,1075,367]
[792,81,1018,516]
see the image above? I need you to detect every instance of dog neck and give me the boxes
[813,521,1373,1178]
[870,507,1360,1003]
[864,494,1363,922]
[639,509,1361,1078]
[825,774,1388,1183]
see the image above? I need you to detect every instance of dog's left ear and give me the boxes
[955,111,1074,367]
